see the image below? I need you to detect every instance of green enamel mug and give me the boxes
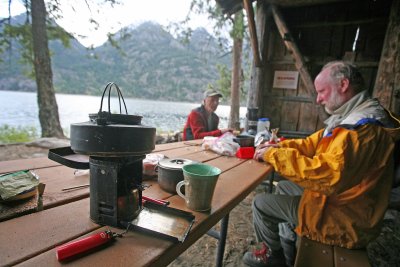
[176,163,221,211]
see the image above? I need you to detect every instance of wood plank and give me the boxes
[294,237,334,267]
[161,146,221,162]
[298,102,319,133]
[333,246,370,267]
[142,180,174,201]
[155,142,187,151]
[0,157,60,174]
[0,187,41,222]
[280,101,299,131]
[33,166,90,209]
[204,155,247,172]
[0,165,89,221]
[0,198,99,266]
[6,158,272,266]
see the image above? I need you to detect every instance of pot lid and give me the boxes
[158,158,196,170]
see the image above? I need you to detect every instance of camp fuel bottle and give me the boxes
[56,229,125,261]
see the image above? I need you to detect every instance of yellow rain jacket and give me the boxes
[264,97,400,248]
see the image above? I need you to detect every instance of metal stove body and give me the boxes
[49,83,156,228]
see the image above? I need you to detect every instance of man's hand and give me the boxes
[253,142,279,161]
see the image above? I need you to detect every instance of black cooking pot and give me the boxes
[233,135,255,147]
[157,158,196,193]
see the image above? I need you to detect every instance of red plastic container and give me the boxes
[56,231,114,261]
[236,147,255,159]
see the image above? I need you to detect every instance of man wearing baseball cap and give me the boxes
[183,89,233,140]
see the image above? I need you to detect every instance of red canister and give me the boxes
[56,231,114,261]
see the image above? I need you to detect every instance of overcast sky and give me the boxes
[0,0,217,47]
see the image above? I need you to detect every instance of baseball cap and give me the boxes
[203,89,222,99]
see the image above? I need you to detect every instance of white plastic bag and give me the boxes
[254,130,271,146]
[202,132,240,157]
[143,153,165,176]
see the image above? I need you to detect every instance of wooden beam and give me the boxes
[248,1,269,110]
[243,0,262,67]
[270,4,328,121]
[373,0,400,114]
[291,17,387,29]
[266,0,352,7]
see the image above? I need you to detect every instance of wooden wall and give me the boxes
[257,0,392,137]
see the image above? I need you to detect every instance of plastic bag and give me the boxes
[143,153,165,176]
[0,170,39,200]
[254,130,271,146]
[202,136,218,150]
[201,132,240,157]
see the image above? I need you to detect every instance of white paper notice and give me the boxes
[273,71,299,89]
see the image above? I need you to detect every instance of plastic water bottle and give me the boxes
[257,118,270,133]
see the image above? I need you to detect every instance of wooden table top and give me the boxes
[0,140,272,267]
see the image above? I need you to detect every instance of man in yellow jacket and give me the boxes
[243,61,400,267]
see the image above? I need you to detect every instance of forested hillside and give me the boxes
[0,15,231,102]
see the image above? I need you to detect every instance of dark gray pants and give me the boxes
[252,180,303,251]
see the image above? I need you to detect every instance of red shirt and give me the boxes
[183,105,222,140]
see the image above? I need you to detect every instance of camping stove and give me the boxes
[49,83,156,228]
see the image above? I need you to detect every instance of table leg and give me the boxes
[207,213,230,267]
[268,171,275,193]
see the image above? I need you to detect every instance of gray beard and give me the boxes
[324,106,334,115]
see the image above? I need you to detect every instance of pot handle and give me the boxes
[176,180,188,202]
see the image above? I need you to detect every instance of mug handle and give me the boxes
[176,180,188,202]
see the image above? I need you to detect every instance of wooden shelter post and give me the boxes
[373,0,400,114]
[247,1,268,110]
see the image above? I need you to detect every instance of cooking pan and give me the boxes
[157,158,196,193]
[233,135,255,147]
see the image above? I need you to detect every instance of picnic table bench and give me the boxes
[295,237,370,267]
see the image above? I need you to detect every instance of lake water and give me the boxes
[0,91,247,136]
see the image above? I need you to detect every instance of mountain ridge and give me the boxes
[0,16,231,102]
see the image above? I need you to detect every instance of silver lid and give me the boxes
[158,158,196,170]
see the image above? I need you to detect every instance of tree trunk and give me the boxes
[229,12,243,130]
[31,0,64,138]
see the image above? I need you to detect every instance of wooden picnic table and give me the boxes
[0,140,273,267]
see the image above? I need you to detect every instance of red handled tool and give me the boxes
[142,195,169,206]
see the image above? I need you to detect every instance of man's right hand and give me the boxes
[253,143,279,161]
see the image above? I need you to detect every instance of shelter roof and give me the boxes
[216,0,351,15]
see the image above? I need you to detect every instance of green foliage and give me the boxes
[0,125,38,144]
[0,7,72,79]
[214,64,231,97]
[1,23,33,65]
[230,11,244,40]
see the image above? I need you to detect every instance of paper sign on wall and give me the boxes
[273,71,299,89]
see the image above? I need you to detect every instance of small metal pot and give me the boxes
[233,135,255,147]
[157,158,196,193]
